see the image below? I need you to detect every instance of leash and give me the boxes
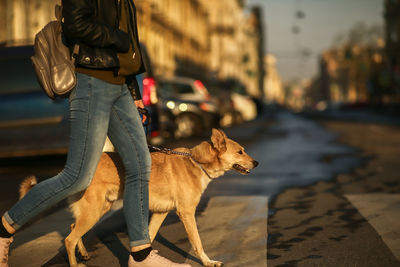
[140,109,212,179]
[148,145,192,157]
[148,145,213,180]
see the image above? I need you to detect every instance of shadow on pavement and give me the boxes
[155,234,202,265]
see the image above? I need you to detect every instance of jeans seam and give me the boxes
[111,105,149,242]
[74,78,92,187]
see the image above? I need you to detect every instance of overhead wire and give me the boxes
[291,0,312,80]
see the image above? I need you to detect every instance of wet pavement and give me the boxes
[204,111,364,200]
[267,114,400,267]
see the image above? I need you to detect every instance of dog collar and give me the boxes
[191,157,213,180]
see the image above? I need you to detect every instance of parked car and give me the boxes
[135,44,175,144]
[150,77,220,139]
[208,80,258,127]
[208,86,242,127]
[0,45,70,157]
[226,79,258,122]
[0,43,160,156]
[0,43,219,156]
[138,45,220,140]
[231,90,258,121]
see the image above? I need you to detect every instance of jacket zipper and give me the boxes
[116,0,122,76]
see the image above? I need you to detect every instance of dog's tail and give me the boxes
[19,176,38,199]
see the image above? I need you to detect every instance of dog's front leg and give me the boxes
[149,212,168,242]
[177,210,223,267]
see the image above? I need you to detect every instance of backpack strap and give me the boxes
[55,4,80,63]
[55,4,62,21]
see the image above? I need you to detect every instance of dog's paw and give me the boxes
[204,260,223,267]
[80,254,90,261]
[70,264,87,267]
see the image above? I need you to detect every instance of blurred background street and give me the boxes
[1,0,400,266]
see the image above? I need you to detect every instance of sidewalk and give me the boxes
[9,196,268,267]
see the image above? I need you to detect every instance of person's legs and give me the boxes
[108,85,151,248]
[108,86,190,267]
[2,73,117,230]
[0,74,123,267]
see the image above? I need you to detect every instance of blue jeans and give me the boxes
[4,73,151,247]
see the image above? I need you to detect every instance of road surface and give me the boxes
[1,109,400,266]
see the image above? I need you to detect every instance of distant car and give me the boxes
[208,86,243,127]
[137,44,174,143]
[138,46,220,140]
[209,80,258,126]
[231,91,257,121]
[155,77,220,138]
[229,82,258,122]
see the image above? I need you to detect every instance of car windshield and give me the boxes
[158,82,195,98]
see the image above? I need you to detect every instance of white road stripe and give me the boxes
[345,194,400,261]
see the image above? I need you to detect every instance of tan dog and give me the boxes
[20,129,258,267]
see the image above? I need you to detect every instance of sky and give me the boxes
[245,0,384,83]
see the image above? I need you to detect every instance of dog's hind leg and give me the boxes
[177,210,223,267]
[66,222,90,267]
[149,212,168,242]
[70,224,90,261]
[76,235,90,261]
[66,213,102,266]
[66,198,112,267]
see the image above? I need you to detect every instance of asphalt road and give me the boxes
[0,155,67,214]
[267,112,400,267]
[2,109,400,266]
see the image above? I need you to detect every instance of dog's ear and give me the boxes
[191,141,216,163]
[211,128,227,153]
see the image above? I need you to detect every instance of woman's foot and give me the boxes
[128,250,191,267]
[0,236,13,267]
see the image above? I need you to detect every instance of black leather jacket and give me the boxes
[62,0,145,98]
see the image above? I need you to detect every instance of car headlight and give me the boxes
[178,103,188,112]
[166,101,175,110]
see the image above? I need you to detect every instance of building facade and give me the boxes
[314,40,388,105]
[263,54,284,104]
[135,0,210,80]
[1,0,265,98]
[0,0,60,45]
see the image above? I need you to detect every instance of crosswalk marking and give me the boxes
[345,194,400,261]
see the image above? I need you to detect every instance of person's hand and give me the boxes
[134,100,147,123]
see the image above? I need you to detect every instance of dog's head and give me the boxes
[191,128,258,176]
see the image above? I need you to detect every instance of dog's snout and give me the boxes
[253,160,259,168]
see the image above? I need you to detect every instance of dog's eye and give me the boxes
[238,150,243,155]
